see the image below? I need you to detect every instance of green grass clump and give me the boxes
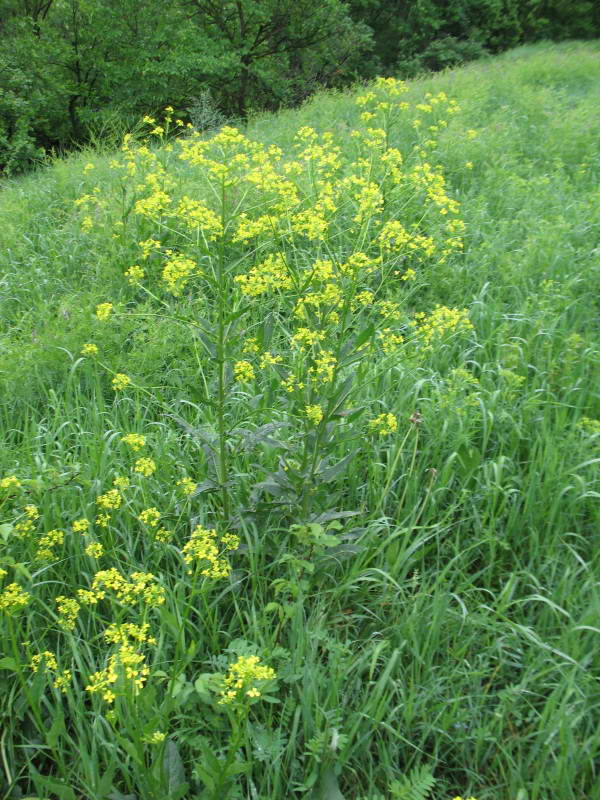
[1,41,600,800]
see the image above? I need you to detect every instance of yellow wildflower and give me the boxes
[134,458,156,477]
[234,360,255,383]
[124,265,145,284]
[0,583,30,614]
[305,405,324,425]
[56,595,80,630]
[176,477,196,496]
[85,542,104,558]
[218,654,276,705]
[138,508,161,527]
[112,373,131,391]
[121,433,146,451]
[96,489,121,510]
[0,475,21,490]
[96,303,113,321]
[182,525,237,579]
[368,413,398,436]
[81,343,99,357]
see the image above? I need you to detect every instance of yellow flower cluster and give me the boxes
[182,525,239,579]
[86,641,150,704]
[377,328,404,354]
[235,253,293,297]
[30,651,71,693]
[177,477,196,495]
[79,568,165,608]
[0,475,21,490]
[291,328,326,349]
[162,255,198,296]
[72,518,89,533]
[124,265,144,284]
[97,488,122,511]
[121,433,146,450]
[138,507,161,527]
[81,343,99,357]
[234,360,255,383]
[96,303,113,321]
[175,197,222,237]
[218,654,276,705]
[305,404,324,425]
[56,595,80,630]
[30,650,58,671]
[134,458,156,477]
[579,416,600,435]
[35,529,64,561]
[112,373,131,391]
[0,583,30,614]
[103,622,157,646]
[414,305,474,349]
[85,542,104,558]
[368,413,398,436]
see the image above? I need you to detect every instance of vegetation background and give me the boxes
[1,2,600,799]
[1,0,599,174]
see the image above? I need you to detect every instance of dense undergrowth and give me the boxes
[1,41,600,800]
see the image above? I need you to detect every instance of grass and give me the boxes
[1,39,600,800]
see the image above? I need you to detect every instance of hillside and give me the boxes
[1,41,600,800]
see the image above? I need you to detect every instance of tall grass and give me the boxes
[1,41,600,800]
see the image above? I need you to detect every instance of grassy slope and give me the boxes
[1,41,600,799]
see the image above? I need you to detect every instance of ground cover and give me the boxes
[1,40,600,800]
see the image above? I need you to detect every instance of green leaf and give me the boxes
[317,452,358,483]
[0,657,18,671]
[0,523,14,541]
[311,767,345,800]
[390,764,436,800]
[163,739,188,797]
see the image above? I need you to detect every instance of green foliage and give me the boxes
[348,0,600,74]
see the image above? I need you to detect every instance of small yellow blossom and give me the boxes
[124,265,145,284]
[24,504,39,520]
[31,651,58,672]
[35,529,64,561]
[143,731,166,744]
[218,654,276,705]
[134,458,157,477]
[96,303,113,321]
[138,508,161,527]
[0,583,30,614]
[53,670,72,693]
[83,163,95,173]
[56,595,80,630]
[85,542,104,558]
[153,527,172,543]
[96,489,122,510]
[177,477,196,496]
[182,525,237,579]
[81,343,99,357]
[234,360,255,383]
[368,413,398,436]
[305,404,324,425]
[121,433,146,451]
[1,475,21,490]
[259,352,282,369]
[72,518,90,534]
[95,513,111,528]
[113,476,130,490]
[112,373,131,391]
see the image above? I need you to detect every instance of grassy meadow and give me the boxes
[1,40,600,800]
